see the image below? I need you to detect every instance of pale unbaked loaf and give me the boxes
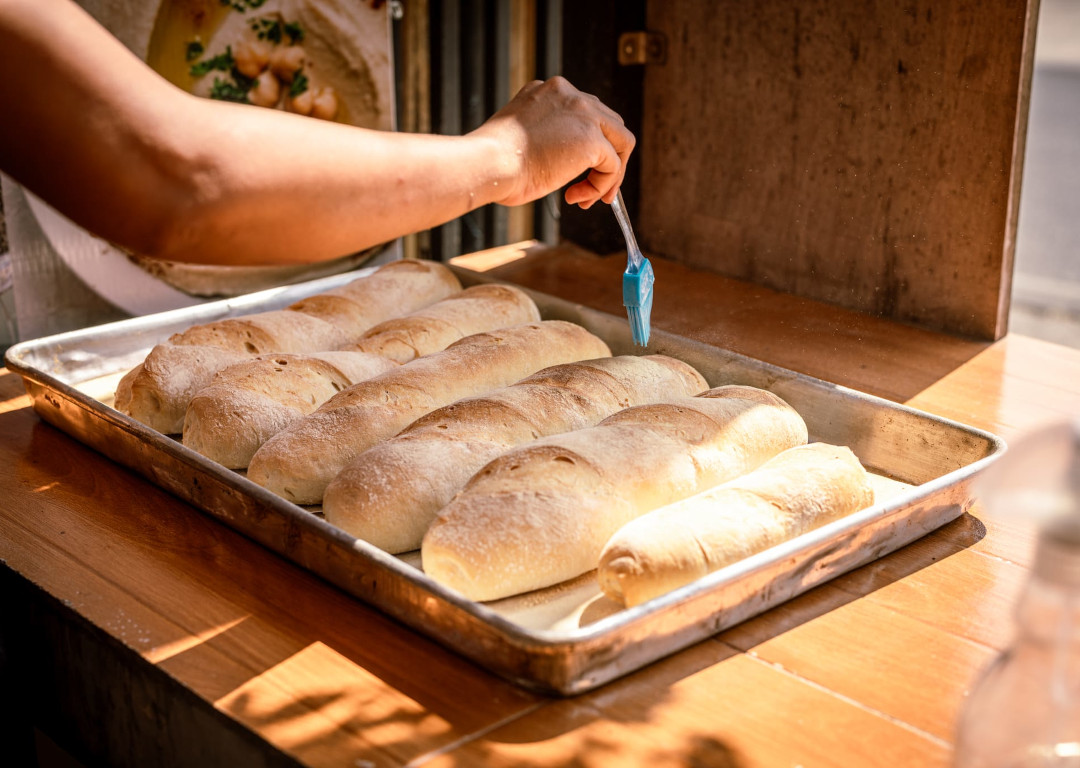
[420,385,808,602]
[182,351,399,469]
[342,284,541,363]
[597,443,875,606]
[115,259,461,433]
[247,320,613,505]
[322,354,710,553]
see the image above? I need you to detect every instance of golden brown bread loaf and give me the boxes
[115,259,461,433]
[322,355,710,553]
[247,320,613,505]
[420,385,809,601]
[165,307,351,354]
[597,443,875,606]
[182,351,399,469]
[180,284,537,467]
[115,344,252,433]
[283,259,463,339]
[342,284,541,363]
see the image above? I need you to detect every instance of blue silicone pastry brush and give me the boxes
[611,190,654,347]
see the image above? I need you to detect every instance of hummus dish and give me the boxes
[148,0,393,130]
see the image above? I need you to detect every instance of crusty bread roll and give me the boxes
[597,443,874,606]
[115,345,253,433]
[342,284,541,363]
[248,320,612,505]
[115,259,461,433]
[420,385,809,602]
[166,307,351,354]
[182,351,399,469]
[285,259,463,339]
[170,259,463,352]
[323,354,710,553]
[180,284,538,467]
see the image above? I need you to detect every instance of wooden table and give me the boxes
[2,245,1078,768]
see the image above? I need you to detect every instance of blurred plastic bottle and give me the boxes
[954,418,1080,767]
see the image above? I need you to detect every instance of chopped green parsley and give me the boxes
[231,67,257,92]
[289,69,309,98]
[284,21,304,45]
[219,0,267,10]
[249,17,281,43]
[189,47,234,77]
[248,17,304,45]
[185,39,205,62]
[209,77,250,103]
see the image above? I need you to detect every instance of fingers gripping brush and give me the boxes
[612,190,654,347]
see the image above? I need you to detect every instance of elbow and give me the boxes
[115,106,232,264]
[131,197,216,264]
[120,158,230,265]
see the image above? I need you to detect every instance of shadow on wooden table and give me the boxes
[718,511,987,651]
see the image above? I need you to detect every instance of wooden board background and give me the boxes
[639,0,1039,340]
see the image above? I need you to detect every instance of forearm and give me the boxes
[159,101,517,265]
[0,0,633,267]
[0,0,515,265]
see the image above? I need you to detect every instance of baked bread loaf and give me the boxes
[115,259,461,433]
[162,306,352,354]
[182,351,399,469]
[282,259,463,340]
[248,320,612,505]
[420,385,809,601]
[180,284,538,467]
[322,354,710,553]
[342,283,541,363]
[597,443,874,606]
[115,344,253,434]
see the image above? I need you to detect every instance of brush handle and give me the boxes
[611,190,643,271]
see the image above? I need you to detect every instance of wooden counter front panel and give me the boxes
[640,0,1039,340]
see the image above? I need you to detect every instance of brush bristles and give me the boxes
[626,306,650,346]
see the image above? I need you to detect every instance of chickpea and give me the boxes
[269,45,306,82]
[233,38,272,78]
[249,71,282,108]
[288,86,314,116]
[311,87,339,121]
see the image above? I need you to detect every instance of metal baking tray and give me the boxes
[4,263,1007,695]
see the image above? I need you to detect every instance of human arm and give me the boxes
[0,0,635,266]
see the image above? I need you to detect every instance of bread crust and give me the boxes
[420,385,809,601]
[343,284,541,363]
[322,354,709,553]
[115,260,460,432]
[115,346,252,433]
[597,442,875,606]
[182,351,398,468]
[247,320,612,505]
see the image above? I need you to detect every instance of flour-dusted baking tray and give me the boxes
[4,264,1006,695]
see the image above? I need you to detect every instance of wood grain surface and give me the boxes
[2,246,1073,767]
[637,0,1038,340]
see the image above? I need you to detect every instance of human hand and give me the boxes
[470,76,635,210]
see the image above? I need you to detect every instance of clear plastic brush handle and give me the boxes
[612,191,643,272]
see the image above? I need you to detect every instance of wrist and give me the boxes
[463,126,526,207]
